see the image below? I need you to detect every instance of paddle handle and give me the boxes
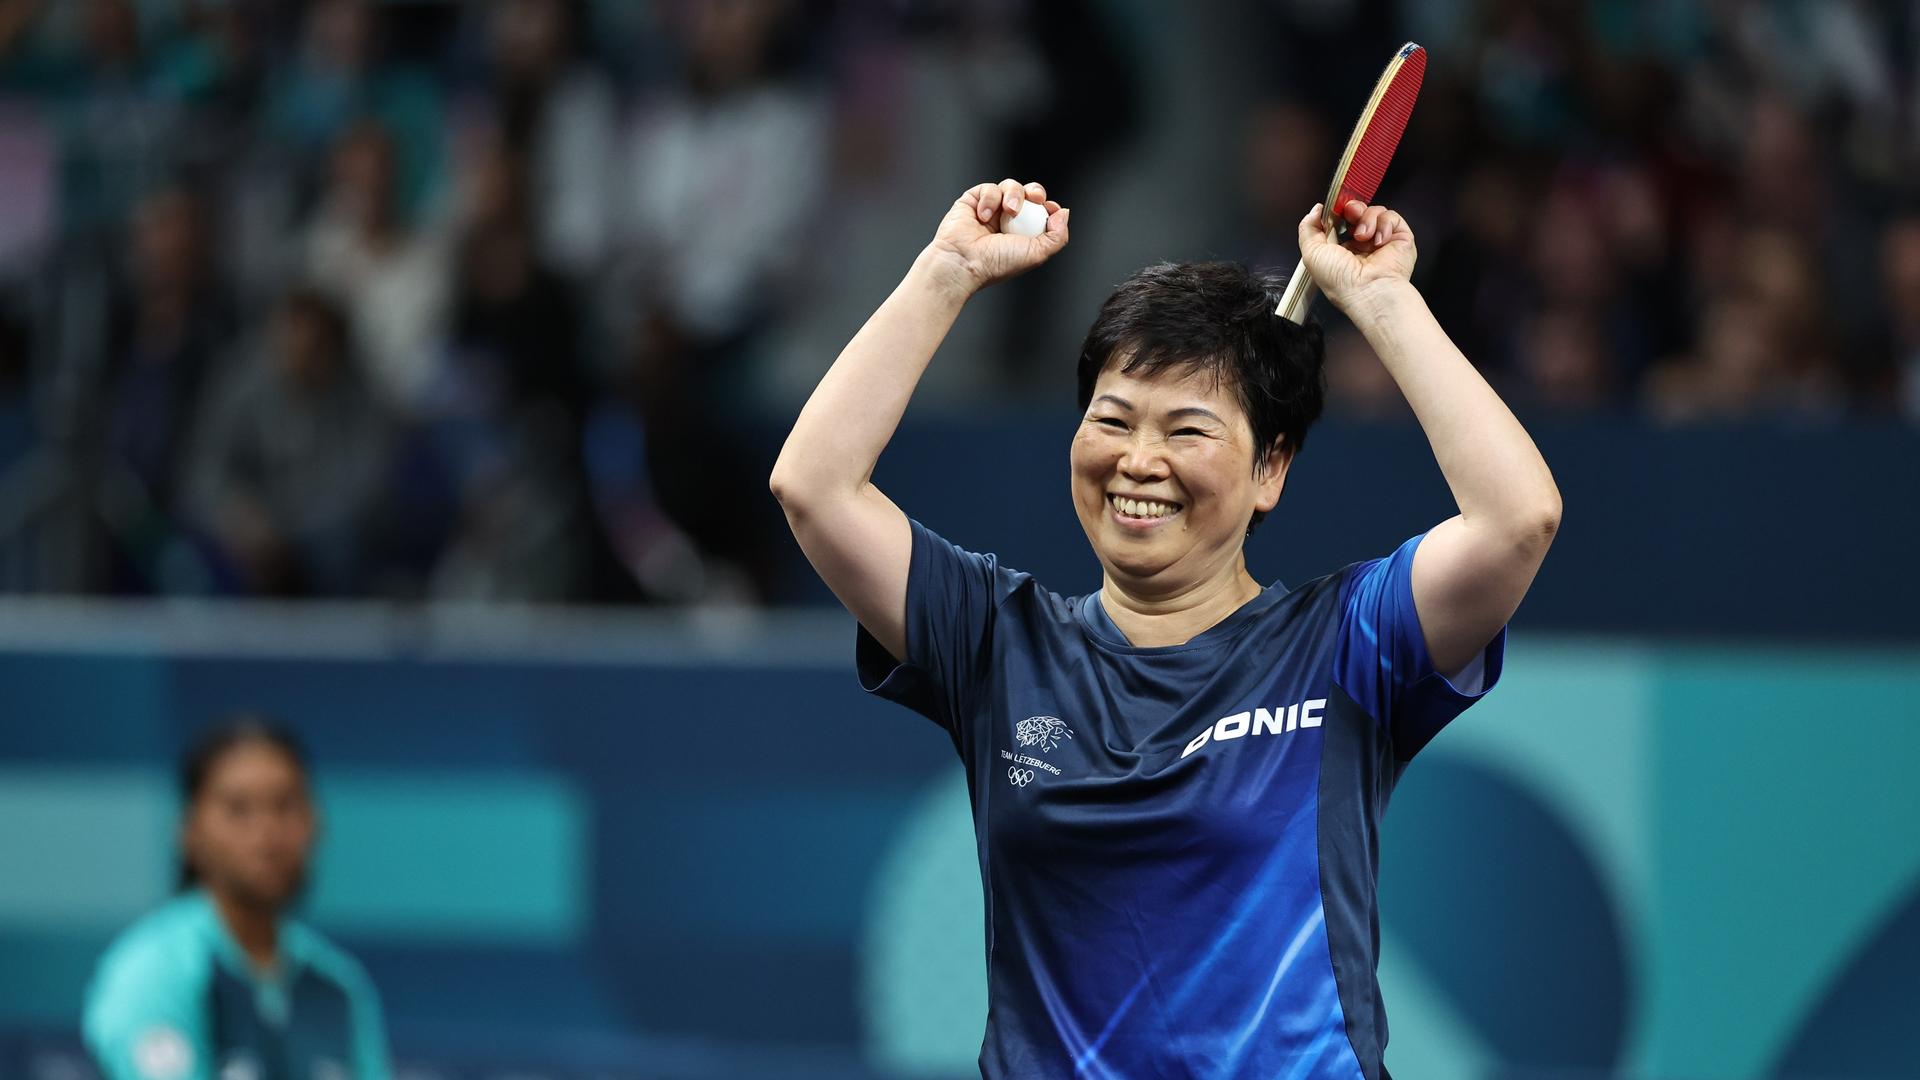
[1275,257,1319,324]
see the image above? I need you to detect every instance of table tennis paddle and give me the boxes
[1275,42,1428,323]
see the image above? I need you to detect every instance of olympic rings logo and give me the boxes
[1007,767,1035,788]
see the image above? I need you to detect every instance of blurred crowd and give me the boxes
[1240,0,1919,425]
[0,0,830,601]
[0,0,1913,603]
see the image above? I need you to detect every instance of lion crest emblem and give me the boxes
[1015,716,1074,754]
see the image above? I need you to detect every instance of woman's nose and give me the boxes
[1118,435,1169,480]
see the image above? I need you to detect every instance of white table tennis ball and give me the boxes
[1000,200,1048,237]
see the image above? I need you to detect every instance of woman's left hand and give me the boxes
[1296,199,1417,315]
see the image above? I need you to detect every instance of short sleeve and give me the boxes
[855,519,1024,735]
[1333,532,1506,760]
[83,936,214,1080]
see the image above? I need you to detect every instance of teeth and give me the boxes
[1110,495,1179,519]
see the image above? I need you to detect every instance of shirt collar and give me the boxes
[1076,580,1287,652]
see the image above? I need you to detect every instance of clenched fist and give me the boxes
[923,179,1070,297]
[1297,199,1416,317]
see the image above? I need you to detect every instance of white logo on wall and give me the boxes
[1015,716,1074,753]
[133,1026,193,1080]
[1004,716,1073,786]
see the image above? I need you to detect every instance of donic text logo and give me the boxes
[1180,699,1327,759]
[1015,716,1074,754]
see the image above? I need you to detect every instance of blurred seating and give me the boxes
[0,0,1910,602]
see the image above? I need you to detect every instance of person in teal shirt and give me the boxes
[83,718,390,1080]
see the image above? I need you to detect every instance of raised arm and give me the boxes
[770,180,1069,661]
[1298,200,1561,675]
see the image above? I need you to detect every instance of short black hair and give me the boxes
[1075,262,1327,533]
[177,715,310,890]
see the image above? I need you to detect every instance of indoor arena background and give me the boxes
[1,1,1916,1077]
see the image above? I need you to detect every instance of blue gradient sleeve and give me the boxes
[1333,532,1506,760]
[857,519,1024,737]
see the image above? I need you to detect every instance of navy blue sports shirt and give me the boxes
[856,520,1505,1079]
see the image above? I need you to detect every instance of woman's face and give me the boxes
[1071,362,1288,590]
[183,743,315,911]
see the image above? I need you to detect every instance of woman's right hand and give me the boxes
[924,179,1069,297]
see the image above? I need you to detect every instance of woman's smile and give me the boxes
[1107,491,1184,530]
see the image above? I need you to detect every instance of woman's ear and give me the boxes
[1253,437,1293,512]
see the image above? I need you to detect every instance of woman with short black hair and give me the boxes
[771,180,1559,1077]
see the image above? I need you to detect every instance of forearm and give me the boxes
[771,247,972,501]
[1348,283,1560,533]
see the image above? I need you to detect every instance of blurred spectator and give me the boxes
[426,420,605,601]
[1644,291,1841,424]
[1530,181,1616,310]
[1645,296,1775,423]
[620,0,828,353]
[82,718,391,1080]
[606,0,834,600]
[960,0,1141,380]
[422,136,614,602]
[1420,161,1535,373]
[1739,94,1827,236]
[80,186,237,592]
[1514,169,1669,395]
[585,311,756,604]
[266,0,444,218]
[446,139,586,418]
[1470,0,1582,150]
[100,187,232,516]
[1513,305,1616,412]
[480,0,618,278]
[305,118,452,415]
[1735,228,1840,387]
[0,0,187,246]
[1591,160,1688,372]
[184,287,392,595]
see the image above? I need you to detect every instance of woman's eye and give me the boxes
[1095,418,1126,429]
[1173,428,1205,437]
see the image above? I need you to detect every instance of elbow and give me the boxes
[768,459,831,517]
[1480,485,1559,555]
[771,446,869,516]
[768,463,803,510]
[1522,488,1562,550]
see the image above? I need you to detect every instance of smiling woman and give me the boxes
[1068,260,1326,647]
[770,179,1559,1079]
